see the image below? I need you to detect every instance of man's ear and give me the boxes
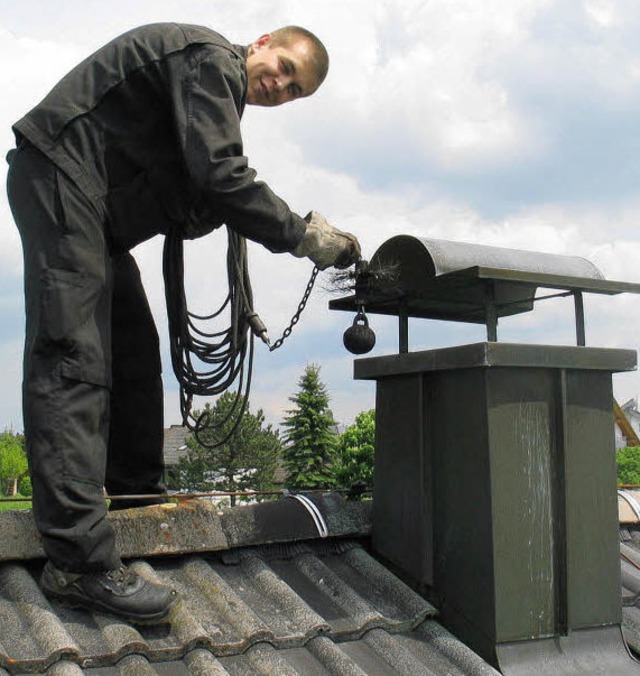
[249,33,272,55]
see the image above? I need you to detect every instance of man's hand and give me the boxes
[292,211,361,270]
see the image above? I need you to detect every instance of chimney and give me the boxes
[331,236,640,674]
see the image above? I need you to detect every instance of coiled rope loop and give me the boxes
[163,226,319,449]
[163,227,254,448]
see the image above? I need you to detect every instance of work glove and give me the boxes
[293,211,361,270]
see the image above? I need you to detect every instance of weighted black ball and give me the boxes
[343,315,376,354]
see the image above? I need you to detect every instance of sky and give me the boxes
[1,0,640,432]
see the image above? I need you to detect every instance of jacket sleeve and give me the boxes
[168,44,307,253]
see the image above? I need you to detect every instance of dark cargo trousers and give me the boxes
[7,142,166,573]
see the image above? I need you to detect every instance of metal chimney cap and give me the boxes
[387,236,605,280]
[330,234,640,327]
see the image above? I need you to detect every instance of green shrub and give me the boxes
[333,409,375,490]
[18,476,32,497]
[617,446,640,485]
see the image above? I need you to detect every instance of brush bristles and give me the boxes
[323,261,400,295]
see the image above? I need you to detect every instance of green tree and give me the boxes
[0,430,28,496]
[171,392,281,506]
[333,409,375,489]
[282,364,337,489]
[617,446,640,485]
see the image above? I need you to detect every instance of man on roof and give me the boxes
[6,22,360,624]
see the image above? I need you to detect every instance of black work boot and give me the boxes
[40,561,180,624]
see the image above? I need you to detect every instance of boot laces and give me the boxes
[106,565,137,588]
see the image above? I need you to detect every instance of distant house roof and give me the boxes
[163,425,191,466]
[274,457,286,485]
[0,495,501,675]
[622,399,640,430]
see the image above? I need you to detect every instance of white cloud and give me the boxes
[2,0,640,431]
[274,0,557,175]
[0,339,24,431]
[0,27,84,271]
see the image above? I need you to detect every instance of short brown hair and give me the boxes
[270,26,329,92]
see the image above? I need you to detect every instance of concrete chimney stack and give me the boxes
[330,236,640,674]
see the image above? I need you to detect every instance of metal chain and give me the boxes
[269,266,320,351]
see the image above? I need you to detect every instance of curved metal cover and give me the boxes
[374,236,604,280]
[363,235,604,323]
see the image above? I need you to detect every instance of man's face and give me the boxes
[246,34,319,107]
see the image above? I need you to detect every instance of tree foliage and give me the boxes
[617,446,640,485]
[171,393,282,506]
[282,364,337,489]
[0,430,28,496]
[332,409,375,489]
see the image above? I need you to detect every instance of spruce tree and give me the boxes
[282,364,337,489]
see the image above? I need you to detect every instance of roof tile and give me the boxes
[0,498,505,675]
[620,533,640,657]
[0,540,443,673]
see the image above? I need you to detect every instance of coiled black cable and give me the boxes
[163,226,254,448]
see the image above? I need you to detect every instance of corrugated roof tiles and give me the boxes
[6,496,640,674]
[620,529,640,658]
[0,498,501,675]
[0,541,499,675]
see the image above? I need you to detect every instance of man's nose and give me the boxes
[274,75,292,92]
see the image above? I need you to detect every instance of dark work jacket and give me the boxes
[13,23,306,253]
